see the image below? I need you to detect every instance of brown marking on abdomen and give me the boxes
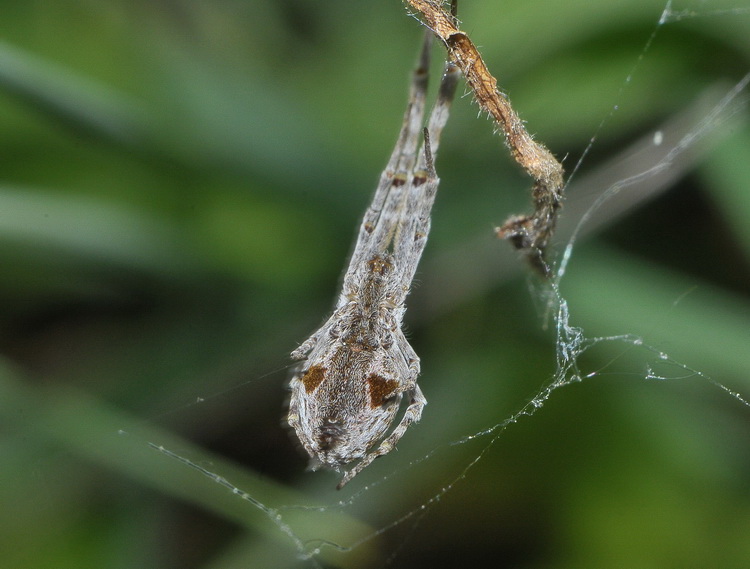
[367,374,399,407]
[301,365,327,393]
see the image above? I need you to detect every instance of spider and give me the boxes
[287,32,459,489]
[288,0,564,488]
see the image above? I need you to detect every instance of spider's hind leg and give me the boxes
[337,384,427,489]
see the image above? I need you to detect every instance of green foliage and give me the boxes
[1,1,749,567]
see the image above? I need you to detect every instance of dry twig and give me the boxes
[405,0,565,275]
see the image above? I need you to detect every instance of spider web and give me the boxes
[137,2,750,566]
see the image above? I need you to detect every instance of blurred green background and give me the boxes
[1,1,749,567]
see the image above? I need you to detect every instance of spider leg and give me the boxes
[420,59,460,167]
[337,384,426,489]
[394,58,460,285]
[343,31,433,279]
[290,326,326,360]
